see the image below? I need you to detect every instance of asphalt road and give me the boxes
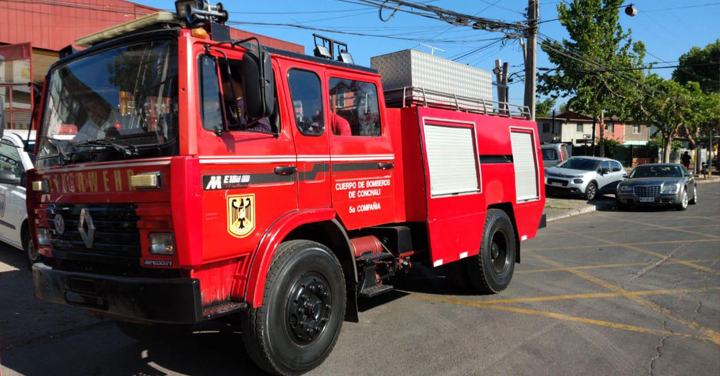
[1,183,718,376]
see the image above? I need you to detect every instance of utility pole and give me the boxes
[494,59,505,104]
[524,0,538,121]
[502,61,509,114]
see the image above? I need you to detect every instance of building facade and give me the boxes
[0,0,304,130]
[536,110,650,147]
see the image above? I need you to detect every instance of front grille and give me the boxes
[47,204,141,262]
[547,178,569,187]
[634,185,660,198]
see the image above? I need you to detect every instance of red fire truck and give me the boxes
[24,2,545,375]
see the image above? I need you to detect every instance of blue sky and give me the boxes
[146,0,719,106]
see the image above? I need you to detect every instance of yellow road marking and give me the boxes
[525,238,719,252]
[529,251,720,345]
[517,259,719,274]
[574,224,720,235]
[555,228,719,275]
[595,214,720,239]
[463,287,720,305]
[411,294,703,341]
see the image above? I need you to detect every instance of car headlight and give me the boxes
[149,233,175,255]
[573,179,583,184]
[619,185,633,193]
[37,228,52,246]
[661,184,678,194]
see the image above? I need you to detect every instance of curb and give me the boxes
[696,179,720,185]
[546,205,598,222]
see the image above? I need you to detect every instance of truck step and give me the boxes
[359,284,394,298]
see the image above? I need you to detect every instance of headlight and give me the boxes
[619,185,633,193]
[37,228,52,246]
[573,179,583,184]
[661,184,678,194]
[149,233,175,255]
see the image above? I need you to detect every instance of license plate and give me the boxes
[639,197,654,203]
[550,182,563,186]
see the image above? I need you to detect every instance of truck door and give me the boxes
[285,66,332,209]
[326,75,394,229]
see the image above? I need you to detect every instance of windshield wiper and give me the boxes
[45,138,71,166]
[73,139,138,156]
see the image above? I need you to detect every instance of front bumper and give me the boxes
[544,176,588,196]
[616,192,682,206]
[33,263,202,324]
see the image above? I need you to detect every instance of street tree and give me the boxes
[535,97,556,117]
[538,0,646,157]
[672,40,720,94]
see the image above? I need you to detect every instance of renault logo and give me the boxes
[54,214,65,235]
[78,208,96,248]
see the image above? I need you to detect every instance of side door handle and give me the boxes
[378,162,394,170]
[274,166,297,175]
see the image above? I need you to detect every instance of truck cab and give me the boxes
[24,3,545,375]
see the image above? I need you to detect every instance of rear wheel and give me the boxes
[242,240,346,376]
[464,209,517,294]
[115,321,192,342]
[584,182,597,201]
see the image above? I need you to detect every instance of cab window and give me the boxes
[0,140,23,180]
[328,78,382,136]
[288,69,324,136]
[198,55,224,132]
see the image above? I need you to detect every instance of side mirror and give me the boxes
[599,168,609,175]
[685,171,693,177]
[241,48,275,119]
[0,170,20,185]
[0,103,5,138]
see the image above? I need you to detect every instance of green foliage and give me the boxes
[647,136,662,148]
[602,137,621,156]
[671,140,683,152]
[538,0,646,122]
[535,97,556,117]
[672,40,720,94]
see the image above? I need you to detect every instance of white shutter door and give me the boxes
[424,124,480,196]
[511,131,539,202]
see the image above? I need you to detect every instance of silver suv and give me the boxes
[544,156,627,200]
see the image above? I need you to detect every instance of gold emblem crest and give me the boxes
[227,194,255,238]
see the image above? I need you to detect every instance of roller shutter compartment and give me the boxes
[510,131,539,202]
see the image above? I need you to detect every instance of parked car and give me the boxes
[545,156,627,200]
[616,163,697,211]
[0,130,36,266]
[541,143,570,168]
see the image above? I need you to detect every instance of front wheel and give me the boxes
[242,240,346,375]
[584,182,597,201]
[464,209,517,294]
[676,189,689,211]
[689,185,698,205]
[23,230,38,268]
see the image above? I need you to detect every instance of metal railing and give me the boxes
[383,86,530,119]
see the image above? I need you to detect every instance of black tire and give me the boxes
[464,209,517,294]
[689,185,698,205]
[443,261,471,291]
[115,321,192,342]
[584,182,597,201]
[242,240,346,376]
[676,189,689,211]
[23,227,38,269]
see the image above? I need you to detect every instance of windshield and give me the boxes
[556,157,600,171]
[37,40,178,167]
[630,165,683,178]
[541,148,557,161]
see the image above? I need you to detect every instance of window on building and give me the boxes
[328,78,382,136]
[607,123,614,133]
[633,124,641,134]
[288,69,324,136]
[576,124,583,133]
[542,123,550,133]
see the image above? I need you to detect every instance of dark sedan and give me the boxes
[616,164,697,211]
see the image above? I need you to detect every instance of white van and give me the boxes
[0,130,36,266]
